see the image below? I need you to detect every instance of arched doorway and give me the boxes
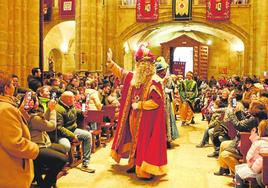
[120,21,246,79]
[44,21,76,73]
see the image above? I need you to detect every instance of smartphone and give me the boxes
[51,92,57,100]
[81,103,86,112]
[232,98,237,108]
[24,92,32,110]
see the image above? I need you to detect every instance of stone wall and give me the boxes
[0,0,39,86]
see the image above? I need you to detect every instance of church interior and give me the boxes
[1,0,268,188]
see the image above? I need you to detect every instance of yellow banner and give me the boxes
[176,0,189,16]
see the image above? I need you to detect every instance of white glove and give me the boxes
[164,88,171,93]
[107,48,113,62]
[132,102,138,110]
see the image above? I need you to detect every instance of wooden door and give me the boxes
[198,45,209,79]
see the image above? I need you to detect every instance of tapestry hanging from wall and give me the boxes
[136,0,159,22]
[59,0,75,19]
[172,0,192,20]
[206,0,230,21]
[44,0,52,22]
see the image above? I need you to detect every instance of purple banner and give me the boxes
[59,0,75,19]
[171,61,186,76]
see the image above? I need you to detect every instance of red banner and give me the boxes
[206,0,230,21]
[171,61,186,76]
[59,0,75,19]
[44,0,52,22]
[136,0,159,22]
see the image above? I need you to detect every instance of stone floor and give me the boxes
[57,114,233,188]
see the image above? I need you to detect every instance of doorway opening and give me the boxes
[173,47,193,76]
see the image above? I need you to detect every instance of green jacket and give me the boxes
[39,97,50,112]
[55,99,78,140]
[179,79,198,103]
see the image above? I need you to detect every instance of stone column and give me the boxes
[253,0,268,77]
[0,0,39,86]
[75,0,104,72]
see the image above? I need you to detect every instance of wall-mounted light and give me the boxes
[232,42,244,52]
[60,42,68,54]
[123,42,130,54]
[207,40,212,45]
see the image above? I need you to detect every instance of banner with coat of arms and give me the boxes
[206,0,230,21]
[59,0,75,19]
[43,0,52,22]
[172,0,192,20]
[136,0,159,22]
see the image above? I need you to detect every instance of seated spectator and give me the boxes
[200,89,212,121]
[196,100,222,149]
[66,77,79,95]
[242,77,260,107]
[19,94,68,188]
[50,78,64,98]
[0,71,39,188]
[37,86,51,112]
[263,79,268,90]
[27,67,43,92]
[98,80,111,105]
[214,100,267,176]
[235,119,268,188]
[107,88,120,107]
[55,91,95,173]
[85,80,102,111]
[12,74,30,96]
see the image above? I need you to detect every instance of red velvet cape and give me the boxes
[111,72,167,174]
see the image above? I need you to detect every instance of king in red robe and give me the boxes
[107,44,167,179]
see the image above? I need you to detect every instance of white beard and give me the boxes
[131,63,154,88]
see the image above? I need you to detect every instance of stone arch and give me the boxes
[117,12,250,75]
[119,12,249,47]
[44,21,76,73]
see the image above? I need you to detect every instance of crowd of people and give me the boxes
[0,43,268,187]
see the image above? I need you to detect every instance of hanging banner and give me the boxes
[172,0,192,21]
[171,61,186,76]
[59,0,75,19]
[136,0,159,22]
[44,0,52,22]
[206,0,231,21]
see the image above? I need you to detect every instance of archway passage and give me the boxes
[44,21,76,73]
[122,22,245,79]
[173,47,194,76]
[161,34,209,79]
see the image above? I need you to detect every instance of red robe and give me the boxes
[111,72,167,177]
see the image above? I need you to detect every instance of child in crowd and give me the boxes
[235,120,268,188]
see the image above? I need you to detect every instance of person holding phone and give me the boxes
[0,71,39,188]
[20,94,68,188]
